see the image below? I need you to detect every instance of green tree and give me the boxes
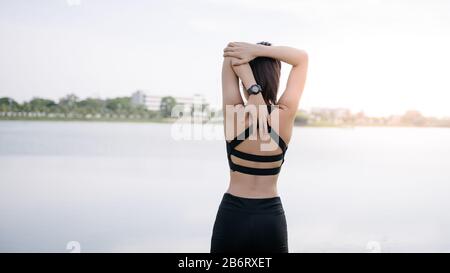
[28,97,57,112]
[77,98,106,114]
[160,96,177,118]
[106,97,133,114]
[59,94,79,113]
[0,97,20,112]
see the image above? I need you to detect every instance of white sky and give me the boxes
[1,0,449,117]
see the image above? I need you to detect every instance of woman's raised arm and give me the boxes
[224,42,308,115]
[260,46,308,114]
[221,57,244,109]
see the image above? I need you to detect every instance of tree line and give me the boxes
[0,94,179,120]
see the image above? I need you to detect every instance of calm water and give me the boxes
[1,121,450,252]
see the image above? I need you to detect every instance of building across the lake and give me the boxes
[131,90,209,113]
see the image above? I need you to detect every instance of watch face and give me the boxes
[248,84,261,94]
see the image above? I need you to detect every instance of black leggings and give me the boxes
[210,192,288,253]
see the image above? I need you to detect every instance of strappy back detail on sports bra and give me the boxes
[225,105,288,176]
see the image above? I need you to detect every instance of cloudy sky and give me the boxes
[1,0,450,117]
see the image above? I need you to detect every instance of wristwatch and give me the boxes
[247,84,262,95]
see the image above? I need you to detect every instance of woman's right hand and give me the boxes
[223,42,262,65]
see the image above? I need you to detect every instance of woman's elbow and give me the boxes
[295,50,308,66]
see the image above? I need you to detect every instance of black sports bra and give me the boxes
[225,105,288,176]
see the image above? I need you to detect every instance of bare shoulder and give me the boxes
[269,103,296,145]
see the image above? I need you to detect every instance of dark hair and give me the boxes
[249,41,281,104]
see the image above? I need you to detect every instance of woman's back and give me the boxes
[226,103,294,198]
[221,42,308,198]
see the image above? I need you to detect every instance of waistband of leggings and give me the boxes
[220,192,284,214]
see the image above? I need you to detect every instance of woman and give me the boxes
[210,41,308,253]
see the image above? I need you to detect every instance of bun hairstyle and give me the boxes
[249,41,281,104]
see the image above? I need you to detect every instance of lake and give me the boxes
[1,121,449,252]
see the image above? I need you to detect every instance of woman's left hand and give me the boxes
[223,42,260,65]
[246,93,271,141]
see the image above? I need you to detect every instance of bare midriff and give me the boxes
[226,172,279,198]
